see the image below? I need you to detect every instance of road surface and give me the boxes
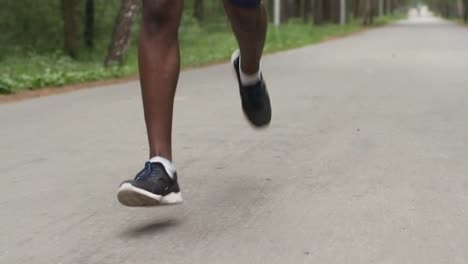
[1,11,468,264]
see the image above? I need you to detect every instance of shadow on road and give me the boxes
[118,218,183,239]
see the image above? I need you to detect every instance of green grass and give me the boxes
[0,15,403,94]
[0,52,133,94]
[454,18,468,26]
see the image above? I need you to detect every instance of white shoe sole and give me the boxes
[117,183,183,207]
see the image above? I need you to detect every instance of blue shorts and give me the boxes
[230,0,261,8]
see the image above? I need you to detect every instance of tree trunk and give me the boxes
[329,0,340,23]
[391,0,397,14]
[105,0,139,66]
[194,0,204,21]
[363,0,371,25]
[464,0,468,22]
[314,0,325,24]
[266,0,274,22]
[61,0,77,58]
[354,0,362,18]
[378,0,384,16]
[84,0,94,48]
[443,2,449,17]
[386,0,393,14]
[281,0,290,23]
[370,0,378,24]
[323,0,332,21]
[303,0,311,22]
[293,0,302,17]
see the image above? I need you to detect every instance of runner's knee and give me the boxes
[230,0,261,8]
[142,0,181,30]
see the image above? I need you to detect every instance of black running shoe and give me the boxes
[117,162,183,207]
[231,50,272,127]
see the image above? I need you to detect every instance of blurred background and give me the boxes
[2,1,468,263]
[0,0,466,95]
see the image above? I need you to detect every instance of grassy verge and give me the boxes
[455,18,468,26]
[0,15,403,94]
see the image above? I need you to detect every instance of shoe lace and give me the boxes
[135,162,153,180]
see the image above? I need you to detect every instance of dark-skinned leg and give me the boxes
[223,0,272,127]
[116,0,184,207]
[139,0,183,161]
[223,0,267,75]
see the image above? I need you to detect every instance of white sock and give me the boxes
[150,156,176,179]
[239,57,261,86]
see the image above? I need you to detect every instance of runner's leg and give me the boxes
[139,0,183,161]
[223,0,267,75]
[224,0,272,127]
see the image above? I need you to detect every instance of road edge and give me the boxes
[0,25,379,104]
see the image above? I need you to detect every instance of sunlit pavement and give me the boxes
[1,10,468,264]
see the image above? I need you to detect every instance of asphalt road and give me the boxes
[2,11,468,264]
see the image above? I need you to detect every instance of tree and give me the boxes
[281,0,291,22]
[426,0,467,19]
[455,0,468,21]
[105,0,139,66]
[361,0,378,25]
[323,0,332,21]
[314,0,325,24]
[84,0,95,48]
[194,0,204,21]
[354,0,363,18]
[330,0,341,23]
[464,0,468,22]
[61,0,78,58]
[386,0,393,14]
[293,0,302,17]
[266,0,275,22]
[303,0,312,22]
